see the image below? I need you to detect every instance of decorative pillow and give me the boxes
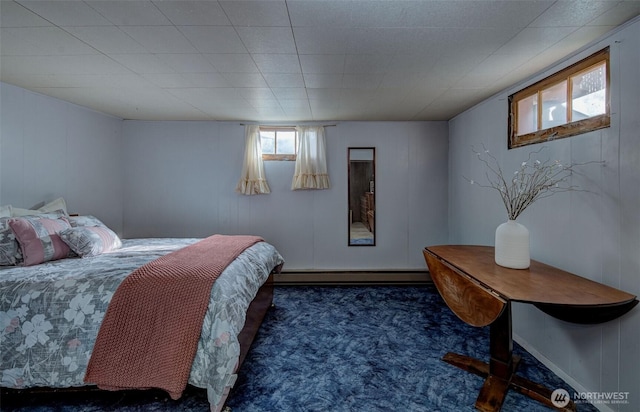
[59,226,122,257]
[8,216,72,266]
[68,215,107,228]
[0,217,22,266]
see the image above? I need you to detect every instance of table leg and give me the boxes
[475,302,515,411]
[442,302,576,411]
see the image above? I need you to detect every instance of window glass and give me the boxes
[541,82,567,129]
[571,62,606,120]
[517,94,537,136]
[260,130,275,154]
[277,130,296,154]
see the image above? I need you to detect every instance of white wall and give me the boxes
[448,18,640,411]
[0,82,124,233]
[122,120,449,270]
[0,79,449,271]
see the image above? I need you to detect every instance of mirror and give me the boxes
[348,148,375,246]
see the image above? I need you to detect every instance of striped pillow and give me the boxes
[9,216,72,266]
[59,226,122,257]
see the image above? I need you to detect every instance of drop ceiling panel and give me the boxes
[1,27,99,55]
[0,1,53,27]
[86,0,171,26]
[252,54,301,74]
[235,27,297,54]
[155,54,217,73]
[0,0,637,122]
[179,26,247,54]
[299,55,345,74]
[205,54,259,73]
[17,0,112,26]
[220,1,291,27]
[153,1,230,26]
[263,73,305,88]
[63,26,148,54]
[119,26,198,53]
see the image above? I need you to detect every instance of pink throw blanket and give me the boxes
[84,234,263,399]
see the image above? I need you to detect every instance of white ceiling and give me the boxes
[1,1,638,122]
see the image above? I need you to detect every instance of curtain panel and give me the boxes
[291,126,331,190]
[235,125,271,195]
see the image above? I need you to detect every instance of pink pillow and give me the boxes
[9,216,72,266]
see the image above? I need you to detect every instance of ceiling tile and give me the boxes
[179,26,247,54]
[493,27,580,56]
[220,1,290,27]
[63,26,147,54]
[344,55,393,74]
[588,2,640,26]
[153,1,231,26]
[87,0,171,26]
[252,54,301,73]
[263,73,305,88]
[529,1,618,27]
[205,53,258,73]
[236,27,297,54]
[346,28,424,55]
[299,54,345,74]
[1,0,635,122]
[180,72,231,88]
[237,87,276,100]
[303,74,343,89]
[342,74,383,90]
[287,1,354,27]
[293,27,351,54]
[271,88,308,100]
[222,72,269,88]
[17,0,112,26]
[143,72,231,89]
[0,1,53,27]
[1,55,130,75]
[119,26,198,53]
[1,27,99,55]
[155,54,216,73]
[110,53,175,74]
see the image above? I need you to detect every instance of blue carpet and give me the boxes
[2,285,597,411]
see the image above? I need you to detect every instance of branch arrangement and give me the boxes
[465,145,599,220]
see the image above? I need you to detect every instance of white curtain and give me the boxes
[291,126,331,190]
[236,125,271,195]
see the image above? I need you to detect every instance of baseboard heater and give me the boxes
[274,270,432,286]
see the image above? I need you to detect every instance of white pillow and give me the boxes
[0,205,11,218]
[38,197,68,214]
[11,197,68,216]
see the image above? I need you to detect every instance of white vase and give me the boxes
[495,220,530,269]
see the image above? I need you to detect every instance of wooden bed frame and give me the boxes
[1,272,275,408]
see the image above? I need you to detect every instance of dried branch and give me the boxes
[463,144,601,220]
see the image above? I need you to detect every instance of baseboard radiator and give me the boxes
[274,270,432,286]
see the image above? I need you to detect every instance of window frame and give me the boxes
[508,47,610,149]
[260,126,298,161]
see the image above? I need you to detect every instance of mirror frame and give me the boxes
[348,147,376,246]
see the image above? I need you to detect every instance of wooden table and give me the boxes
[423,245,637,412]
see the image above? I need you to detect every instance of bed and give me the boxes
[0,212,284,411]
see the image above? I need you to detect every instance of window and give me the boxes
[508,47,610,149]
[260,127,297,161]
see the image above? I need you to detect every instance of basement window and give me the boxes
[260,127,297,161]
[508,47,610,149]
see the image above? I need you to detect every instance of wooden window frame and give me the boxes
[260,126,297,161]
[508,47,610,149]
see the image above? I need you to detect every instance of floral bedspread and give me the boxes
[0,238,284,409]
